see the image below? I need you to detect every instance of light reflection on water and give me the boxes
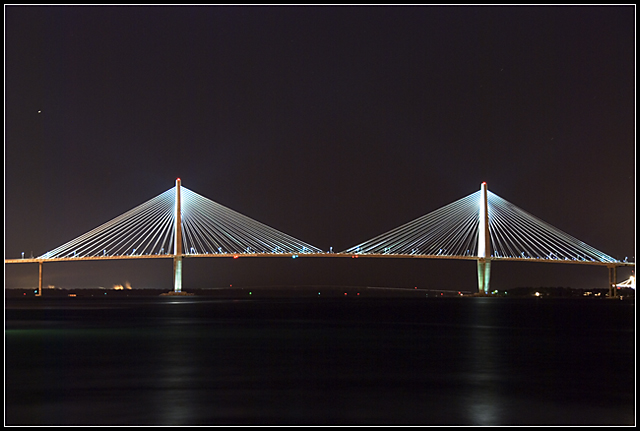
[5,297,635,425]
[466,297,501,425]
[154,327,198,425]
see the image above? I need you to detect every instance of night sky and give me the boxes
[5,6,635,291]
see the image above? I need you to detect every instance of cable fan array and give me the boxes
[342,192,481,257]
[486,192,618,263]
[342,190,618,263]
[39,186,322,259]
[40,188,176,259]
[179,187,321,255]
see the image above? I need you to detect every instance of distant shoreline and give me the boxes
[5,285,634,300]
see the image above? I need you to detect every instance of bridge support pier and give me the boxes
[477,258,491,294]
[608,265,617,298]
[37,261,43,296]
[173,256,183,292]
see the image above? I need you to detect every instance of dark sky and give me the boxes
[5,6,635,291]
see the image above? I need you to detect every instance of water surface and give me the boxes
[5,296,635,425]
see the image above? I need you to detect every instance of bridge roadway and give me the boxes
[5,253,635,267]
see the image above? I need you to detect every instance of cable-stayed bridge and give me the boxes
[6,179,633,296]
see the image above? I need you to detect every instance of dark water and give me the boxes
[5,296,635,425]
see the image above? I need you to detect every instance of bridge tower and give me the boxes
[477,182,491,294]
[173,178,183,292]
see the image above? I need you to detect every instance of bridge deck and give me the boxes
[5,253,634,267]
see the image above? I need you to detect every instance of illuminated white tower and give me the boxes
[173,178,183,292]
[477,182,491,294]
